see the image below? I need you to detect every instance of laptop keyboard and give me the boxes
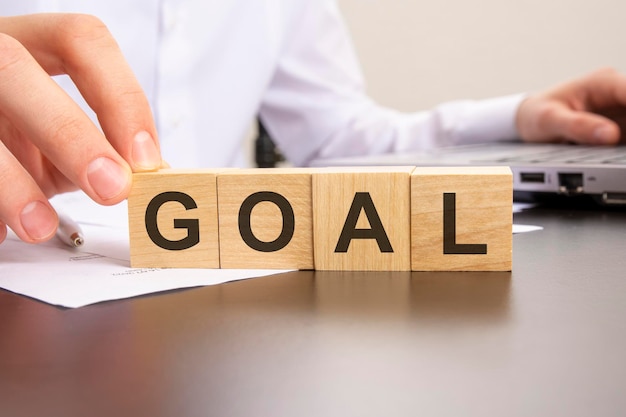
[477,145,626,165]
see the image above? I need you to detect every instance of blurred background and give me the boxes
[337,0,626,111]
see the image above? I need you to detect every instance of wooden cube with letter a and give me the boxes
[313,166,414,271]
[128,169,221,268]
[217,168,314,269]
[411,166,512,271]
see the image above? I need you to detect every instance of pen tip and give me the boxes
[71,233,84,247]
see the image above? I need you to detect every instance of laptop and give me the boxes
[311,141,626,206]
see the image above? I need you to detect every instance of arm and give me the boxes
[0,14,161,244]
[258,0,522,166]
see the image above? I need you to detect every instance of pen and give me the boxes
[56,213,85,248]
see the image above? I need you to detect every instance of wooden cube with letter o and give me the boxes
[217,168,314,269]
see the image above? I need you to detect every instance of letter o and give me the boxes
[238,191,295,252]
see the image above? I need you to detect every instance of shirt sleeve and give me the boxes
[259,0,525,166]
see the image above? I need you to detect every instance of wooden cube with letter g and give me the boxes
[128,169,221,268]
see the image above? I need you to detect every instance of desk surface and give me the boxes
[1,206,626,417]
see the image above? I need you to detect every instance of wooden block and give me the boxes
[217,168,314,269]
[312,166,414,271]
[128,169,221,268]
[410,166,512,271]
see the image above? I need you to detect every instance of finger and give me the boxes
[0,14,162,172]
[0,119,77,197]
[0,33,132,205]
[539,104,621,145]
[0,141,58,243]
[0,221,7,244]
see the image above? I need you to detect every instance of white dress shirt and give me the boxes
[3,0,523,168]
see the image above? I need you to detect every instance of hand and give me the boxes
[0,14,161,245]
[516,67,626,146]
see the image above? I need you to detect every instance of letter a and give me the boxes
[335,192,393,253]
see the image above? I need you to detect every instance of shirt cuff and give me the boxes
[453,93,527,146]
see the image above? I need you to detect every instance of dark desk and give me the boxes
[1,206,626,417]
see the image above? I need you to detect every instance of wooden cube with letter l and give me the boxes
[128,169,221,268]
[217,168,314,269]
[312,166,414,271]
[410,166,512,271]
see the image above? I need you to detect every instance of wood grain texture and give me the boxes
[410,166,512,271]
[217,169,314,269]
[128,169,221,268]
[312,166,414,271]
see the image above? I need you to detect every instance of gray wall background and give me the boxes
[337,0,626,111]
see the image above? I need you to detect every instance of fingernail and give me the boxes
[593,126,615,144]
[87,157,130,200]
[20,201,57,241]
[132,131,161,170]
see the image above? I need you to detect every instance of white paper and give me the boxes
[513,202,537,213]
[0,192,290,308]
[513,224,543,234]
[512,203,543,233]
